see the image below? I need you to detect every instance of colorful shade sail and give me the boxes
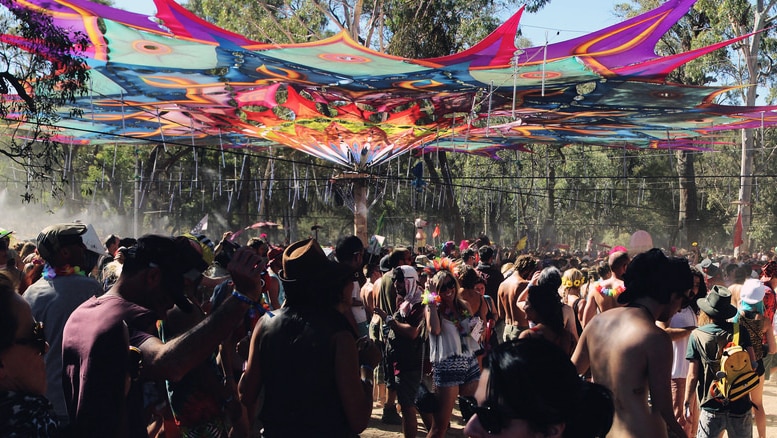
[3,0,777,169]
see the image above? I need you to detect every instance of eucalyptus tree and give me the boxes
[0,0,90,202]
[693,0,777,254]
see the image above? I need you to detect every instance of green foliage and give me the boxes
[0,0,90,202]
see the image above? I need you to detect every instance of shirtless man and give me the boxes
[572,249,690,438]
[581,250,629,326]
[498,254,536,342]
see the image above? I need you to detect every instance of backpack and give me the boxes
[710,323,760,404]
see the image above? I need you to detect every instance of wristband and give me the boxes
[232,290,260,307]
[360,364,374,373]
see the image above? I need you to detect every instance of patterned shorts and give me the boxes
[433,354,480,388]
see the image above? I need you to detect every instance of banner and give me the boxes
[191,214,208,234]
[733,212,743,249]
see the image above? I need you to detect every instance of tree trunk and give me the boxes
[737,128,755,255]
[353,178,368,246]
[675,150,699,247]
[542,158,556,247]
[733,1,774,255]
[424,151,464,242]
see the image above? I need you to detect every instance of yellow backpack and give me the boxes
[711,324,760,404]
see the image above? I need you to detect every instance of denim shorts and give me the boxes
[696,409,752,438]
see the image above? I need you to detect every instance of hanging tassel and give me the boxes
[193,147,199,189]
[156,109,167,153]
[303,166,309,201]
[109,143,117,180]
[236,154,247,201]
[268,157,275,200]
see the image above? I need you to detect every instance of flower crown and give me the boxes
[563,278,584,288]
[421,256,459,278]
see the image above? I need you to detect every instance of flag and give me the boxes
[367,235,385,256]
[432,224,440,239]
[375,211,386,235]
[733,212,743,249]
[191,214,208,234]
[516,235,528,251]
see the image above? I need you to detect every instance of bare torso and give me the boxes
[497,273,529,328]
[573,306,674,438]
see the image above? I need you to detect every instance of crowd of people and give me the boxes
[0,223,775,437]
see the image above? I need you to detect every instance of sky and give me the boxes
[110,0,624,49]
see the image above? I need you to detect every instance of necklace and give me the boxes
[595,281,625,297]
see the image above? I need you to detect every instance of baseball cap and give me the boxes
[37,223,87,262]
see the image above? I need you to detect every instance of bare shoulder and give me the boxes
[587,308,666,345]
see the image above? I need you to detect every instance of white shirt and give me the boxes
[669,306,697,379]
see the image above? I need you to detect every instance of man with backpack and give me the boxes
[685,286,758,438]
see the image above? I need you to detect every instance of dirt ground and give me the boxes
[361,377,777,437]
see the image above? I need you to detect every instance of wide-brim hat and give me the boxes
[697,285,737,319]
[415,255,431,269]
[280,238,329,283]
[740,278,765,304]
[696,258,720,278]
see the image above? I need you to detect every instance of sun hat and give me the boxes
[415,255,431,269]
[280,238,329,283]
[760,261,777,282]
[740,278,766,304]
[697,285,737,319]
[36,223,88,262]
[81,224,110,257]
[696,258,720,278]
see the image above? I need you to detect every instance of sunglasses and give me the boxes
[459,396,516,435]
[14,321,47,355]
[127,346,143,380]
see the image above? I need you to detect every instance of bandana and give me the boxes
[397,265,422,317]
